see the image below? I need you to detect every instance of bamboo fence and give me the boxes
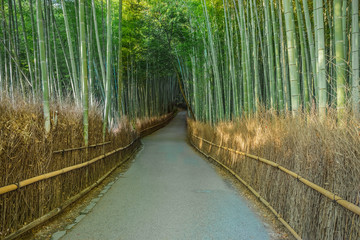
[0,111,176,239]
[189,133,360,239]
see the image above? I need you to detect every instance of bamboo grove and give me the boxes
[0,0,180,143]
[0,0,359,131]
[174,0,359,124]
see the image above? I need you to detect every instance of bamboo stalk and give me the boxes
[36,0,50,133]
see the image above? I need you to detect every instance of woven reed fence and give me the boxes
[188,120,360,240]
[0,107,176,240]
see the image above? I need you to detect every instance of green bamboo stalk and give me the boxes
[301,0,316,103]
[270,0,284,111]
[118,0,123,117]
[86,0,94,106]
[36,0,50,133]
[61,0,79,102]
[79,0,88,145]
[282,0,300,114]
[316,0,327,119]
[103,0,112,139]
[334,0,346,120]
[18,0,35,99]
[278,0,290,110]
[264,0,276,110]
[249,0,260,112]
[30,0,39,95]
[92,0,106,89]
[352,0,359,116]
[342,0,348,64]
[295,0,310,109]
[202,0,224,121]
[244,2,253,114]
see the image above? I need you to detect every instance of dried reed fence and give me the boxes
[188,111,360,240]
[0,98,175,239]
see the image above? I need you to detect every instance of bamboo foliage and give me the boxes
[0,0,359,135]
[177,0,359,123]
[0,0,179,142]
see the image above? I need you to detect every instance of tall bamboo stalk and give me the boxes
[352,0,359,116]
[103,0,112,139]
[36,0,50,133]
[61,0,79,102]
[334,0,346,120]
[316,0,327,119]
[282,0,300,114]
[118,0,123,117]
[79,0,89,145]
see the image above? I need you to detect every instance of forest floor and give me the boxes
[31,112,290,240]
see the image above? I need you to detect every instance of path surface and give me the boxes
[62,112,270,240]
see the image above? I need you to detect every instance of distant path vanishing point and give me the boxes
[62,111,270,240]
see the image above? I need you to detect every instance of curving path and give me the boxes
[62,112,270,240]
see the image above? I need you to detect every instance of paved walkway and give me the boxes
[62,112,270,240]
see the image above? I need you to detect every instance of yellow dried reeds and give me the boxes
[0,97,174,239]
[188,109,360,240]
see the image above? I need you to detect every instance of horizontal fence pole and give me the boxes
[4,146,139,240]
[190,139,302,240]
[53,141,112,154]
[0,112,177,196]
[52,110,176,154]
[0,138,139,196]
[1,112,176,239]
[139,111,176,134]
[191,134,360,217]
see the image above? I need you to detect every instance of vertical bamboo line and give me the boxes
[36,0,50,133]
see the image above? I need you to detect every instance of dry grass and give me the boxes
[135,112,174,133]
[188,109,360,240]
[0,97,173,239]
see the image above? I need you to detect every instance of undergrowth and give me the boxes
[188,109,360,239]
[0,96,173,239]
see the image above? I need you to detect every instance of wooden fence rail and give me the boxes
[191,134,360,216]
[1,110,177,240]
[52,141,112,154]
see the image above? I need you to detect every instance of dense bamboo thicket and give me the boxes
[0,0,179,143]
[188,113,360,239]
[176,0,359,123]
